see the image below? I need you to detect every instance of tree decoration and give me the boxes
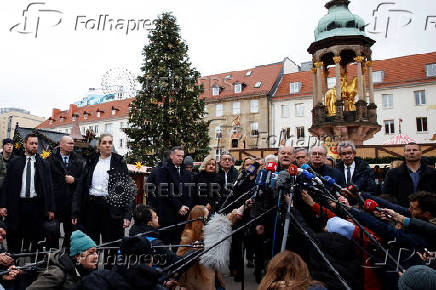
[124,12,210,166]
[41,150,51,159]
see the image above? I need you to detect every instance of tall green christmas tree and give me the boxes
[125,12,210,166]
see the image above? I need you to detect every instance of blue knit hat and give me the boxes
[326,217,355,240]
[398,265,436,290]
[70,230,97,256]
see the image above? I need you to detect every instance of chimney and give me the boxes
[52,108,60,119]
[69,104,78,118]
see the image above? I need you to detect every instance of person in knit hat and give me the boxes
[27,230,98,290]
[183,156,194,172]
[398,265,436,290]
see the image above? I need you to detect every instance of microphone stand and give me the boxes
[280,176,295,252]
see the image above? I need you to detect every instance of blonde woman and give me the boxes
[193,156,220,211]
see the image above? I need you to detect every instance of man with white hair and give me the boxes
[47,136,83,249]
[309,146,345,187]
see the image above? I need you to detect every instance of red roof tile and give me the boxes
[199,62,283,101]
[37,98,133,129]
[274,52,436,99]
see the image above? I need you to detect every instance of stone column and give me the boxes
[354,56,365,101]
[366,61,375,104]
[311,67,317,106]
[314,61,323,105]
[354,56,367,121]
[333,56,342,100]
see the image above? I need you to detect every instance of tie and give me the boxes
[64,156,69,167]
[25,157,32,198]
[177,167,181,176]
[346,166,352,184]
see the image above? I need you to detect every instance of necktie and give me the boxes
[346,166,352,184]
[25,157,32,198]
[64,156,69,167]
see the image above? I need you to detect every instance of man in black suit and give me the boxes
[336,141,376,192]
[0,134,55,253]
[309,145,345,187]
[155,146,193,247]
[47,136,83,249]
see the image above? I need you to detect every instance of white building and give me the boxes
[37,99,133,155]
[272,52,436,146]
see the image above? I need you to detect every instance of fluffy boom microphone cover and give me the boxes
[200,213,232,272]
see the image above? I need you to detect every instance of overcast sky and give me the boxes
[0,0,435,118]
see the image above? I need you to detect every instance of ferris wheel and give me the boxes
[101,67,138,99]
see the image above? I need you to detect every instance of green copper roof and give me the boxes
[314,1,367,41]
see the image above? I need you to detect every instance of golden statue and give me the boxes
[324,68,358,116]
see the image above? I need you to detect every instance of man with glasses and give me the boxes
[336,141,376,192]
[309,146,345,187]
[218,151,239,190]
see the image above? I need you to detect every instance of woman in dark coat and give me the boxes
[192,155,220,211]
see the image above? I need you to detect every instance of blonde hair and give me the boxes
[199,155,216,172]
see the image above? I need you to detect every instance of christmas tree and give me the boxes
[125,12,210,166]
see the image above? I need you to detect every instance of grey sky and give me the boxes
[0,0,435,117]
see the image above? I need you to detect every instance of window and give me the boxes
[416,117,428,132]
[215,104,223,117]
[232,139,238,148]
[289,82,302,94]
[112,109,116,115]
[382,94,393,108]
[250,122,259,136]
[215,125,222,139]
[72,115,76,122]
[60,117,64,123]
[215,149,222,161]
[49,119,53,124]
[327,77,336,89]
[296,127,305,139]
[97,111,101,118]
[119,139,123,148]
[414,90,426,105]
[105,123,112,134]
[212,86,220,96]
[234,83,242,94]
[295,103,304,117]
[254,81,261,88]
[120,121,125,129]
[232,102,240,115]
[281,105,289,118]
[384,120,395,134]
[245,71,252,76]
[426,63,436,77]
[285,128,291,139]
[372,71,385,83]
[81,127,85,135]
[225,74,231,79]
[94,125,99,134]
[250,100,259,113]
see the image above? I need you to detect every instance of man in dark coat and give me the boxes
[336,141,376,193]
[72,134,134,249]
[0,134,55,253]
[47,136,83,249]
[383,142,436,207]
[0,138,14,192]
[154,146,192,247]
[217,151,239,189]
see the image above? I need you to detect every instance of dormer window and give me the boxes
[245,71,252,76]
[372,71,385,83]
[212,86,220,96]
[49,118,54,125]
[426,63,436,77]
[225,74,231,79]
[234,83,242,94]
[254,81,262,88]
[60,116,64,123]
[84,112,88,120]
[111,106,119,115]
[290,82,302,94]
[97,111,101,118]
[72,114,78,122]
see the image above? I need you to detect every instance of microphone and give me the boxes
[275,170,291,190]
[288,164,300,176]
[323,176,343,192]
[251,169,267,200]
[363,199,392,219]
[265,161,278,185]
[301,164,326,187]
[232,162,261,187]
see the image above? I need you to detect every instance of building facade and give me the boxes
[199,58,299,159]
[272,52,436,147]
[0,108,45,142]
[37,99,133,155]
